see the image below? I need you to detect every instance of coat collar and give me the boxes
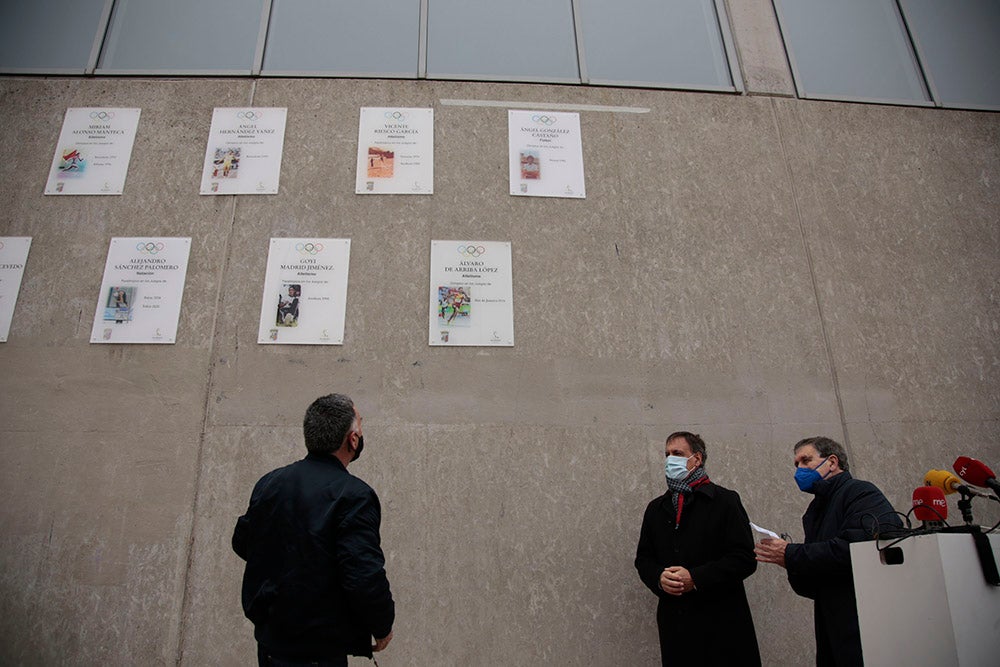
[658,480,716,506]
[812,470,852,497]
[305,452,348,471]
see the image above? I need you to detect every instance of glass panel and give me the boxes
[427,0,579,81]
[98,0,266,72]
[263,0,420,75]
[578,0,732,89]
[900,0,1000,109]
[775,0,929,103]
[0,0,108,72]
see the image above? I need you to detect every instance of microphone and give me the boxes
[912,486,948,525]
[923,469,993,499]
[953,456,1000,496]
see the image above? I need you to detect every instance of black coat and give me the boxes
[635,481,761,667]
[233,453,395,660]
[785,472,901,667]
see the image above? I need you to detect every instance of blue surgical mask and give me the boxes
[665,455,693,480]
[794,457,829,492]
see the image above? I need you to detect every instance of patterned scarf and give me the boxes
[665,466,710,526]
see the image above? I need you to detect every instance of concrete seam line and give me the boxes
[174,81,256,665]
[439,98,650,113]
[769,97,853,455]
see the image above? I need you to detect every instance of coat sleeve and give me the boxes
[335,486,395,640]
[634,502,666,598]
[687,491,757,592]
[785,482,896,585]
[232,476,267,561]
[232,512,250,561]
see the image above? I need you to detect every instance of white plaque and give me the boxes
[0,237,31,342]
[508,109,586,199]
[90,238,191,344]
[44,108,141,195]
[355,107,434,194]
[200,108,287,195]
[429,240,514,347]
[257,238,351,345]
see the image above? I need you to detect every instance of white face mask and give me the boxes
[665,454,693,480]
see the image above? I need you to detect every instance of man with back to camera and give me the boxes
[233,393,394,667]
[635,432,761,666]
[754,436,901,667]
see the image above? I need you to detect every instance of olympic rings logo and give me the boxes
[90,111,115,121]
[532,114,556,126]
[296,242,324,255]
[457,245,486,257]
[384,111,408,122]
[237,111,262,121]
[136,241,165,255]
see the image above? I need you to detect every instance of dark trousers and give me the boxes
[257,644,348,667]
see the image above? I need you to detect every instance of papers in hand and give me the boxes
[750,522,781,540]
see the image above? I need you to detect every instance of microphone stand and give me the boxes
[957,489,975,526]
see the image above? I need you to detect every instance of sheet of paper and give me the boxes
[750,522,781,540]
[44,108,141,195]
[0,237,31,341]
[508,109,586,198]
[355,107,433,194]
[257,238,351,345]
[90,237,191,344]
[428,240,514,347]
[200,107,287,195]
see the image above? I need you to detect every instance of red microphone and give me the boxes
[953,456,1000,496]
[912,486,948,524]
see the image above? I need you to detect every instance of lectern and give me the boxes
[851,532,1000,667]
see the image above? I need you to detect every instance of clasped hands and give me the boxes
[659,566,695,596]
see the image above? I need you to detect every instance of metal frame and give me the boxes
[772,0,933,107]
[252,0,274,76]
[714,0,744,93]
[896,0,1000,112]
[888,0,933,106]
[891,0,1000,112]
[418,0,428,79]
[427,73,583,86]
[770,0,803,99]
[570,0,588,85]
[86,0,117,74]
[588,78,736,94]
[569,0,740,94]
[95,0,263,75]
[261,70,416,80]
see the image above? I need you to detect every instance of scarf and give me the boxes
[665,466,710,526]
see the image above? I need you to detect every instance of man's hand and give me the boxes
[659,566,695,596]
[373,631,393,652]
[754,538,788,568]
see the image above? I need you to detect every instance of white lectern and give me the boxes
[851,532,1000,667]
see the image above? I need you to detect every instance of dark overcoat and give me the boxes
[233,453,394,660]
[785,471,901,667]
[635,481,761,667]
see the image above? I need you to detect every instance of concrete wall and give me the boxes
[0,12,998,664]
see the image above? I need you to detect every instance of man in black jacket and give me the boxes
[755,436,901,667]
[233,393,394,667]
[635,432,761,666]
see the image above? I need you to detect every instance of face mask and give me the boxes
[665,455,693,480]
[351,434,364,462]
[794,457,829,492]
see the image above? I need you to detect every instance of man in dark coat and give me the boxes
[755,436,901,666]
[635,432,761,666]
[233,393,394,667]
